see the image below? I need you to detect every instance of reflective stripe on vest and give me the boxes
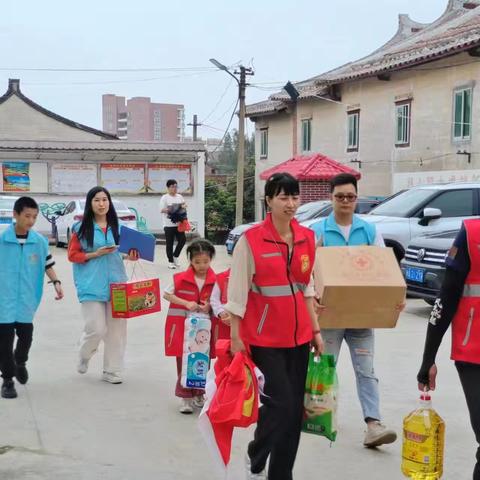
[463,284,480,297]
[167,308,187,317]
[251,282,307,297]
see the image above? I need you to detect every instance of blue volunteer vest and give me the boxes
[310,212,376,246]
[72,222,127,303]
[0,225,49,324]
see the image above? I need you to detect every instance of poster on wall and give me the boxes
[2,162,30,191]
[147,163,193,194]
[51,163,98,194]
[100,163,146,193]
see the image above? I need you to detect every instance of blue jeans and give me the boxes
[322,328,381,422]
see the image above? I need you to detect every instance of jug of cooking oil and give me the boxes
[401,393,445,479]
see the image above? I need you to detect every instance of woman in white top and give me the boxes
[160,179,186,269]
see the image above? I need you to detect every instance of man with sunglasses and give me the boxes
[310,173,397,448]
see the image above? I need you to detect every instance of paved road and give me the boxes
[0,246,475,479]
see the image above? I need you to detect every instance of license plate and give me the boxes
[0,217,12,224]
[405,266,425,283]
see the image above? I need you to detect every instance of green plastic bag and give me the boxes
[302,353,338,441]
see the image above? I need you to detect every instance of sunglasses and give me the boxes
[334,194,358,203]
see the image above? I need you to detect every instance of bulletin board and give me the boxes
[147,163,193,195]
[100,163,146,193]
[51,163,98,194]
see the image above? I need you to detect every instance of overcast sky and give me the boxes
[1,1,447,139]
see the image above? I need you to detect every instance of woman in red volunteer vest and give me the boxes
[163,239,216,414]
[418,219,480,479]
[225,172,324,480]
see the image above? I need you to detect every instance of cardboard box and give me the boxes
[314,246,406,329]
[110,278,161,319]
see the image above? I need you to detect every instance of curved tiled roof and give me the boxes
[259,153,361,181]
[0,139,205,152]
[0,79,118,140]
[247,1,480,118]
[317,1,480,84]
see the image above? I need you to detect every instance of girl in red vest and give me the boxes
[163,239,216,414]
[225,172,324,480]
[210,268,232,358]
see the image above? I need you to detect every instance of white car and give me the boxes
[0,196,19,233]
[55,199,137,246]
[361,183,480,260]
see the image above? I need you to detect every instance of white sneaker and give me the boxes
[179,398,194,414]
[77,358,89,374]
[173,257,181,268]
[192,395,205,409]
[168,262,176,269]
[363,421,397,447]
[245,453,267,479]
[102,372,123,384]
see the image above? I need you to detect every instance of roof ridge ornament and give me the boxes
[446,0,480,11]
[8,79,20,93]
[397,14,428,35]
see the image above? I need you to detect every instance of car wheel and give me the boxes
[66,228,71,246]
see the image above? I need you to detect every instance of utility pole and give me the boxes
[187,114,202,141]
[209,58,254,226]
[235,66,248,227]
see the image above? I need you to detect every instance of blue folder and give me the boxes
[119,226,156,262]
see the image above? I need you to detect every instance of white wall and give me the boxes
[252,52,480,213]
[0,96,105,141]
[14,155,205,237]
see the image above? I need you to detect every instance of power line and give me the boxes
[208,97,239,126]
[201,124,226,133]
[0,66,219,73]
[209,98,240,156]
[201,77,235,124]
[22,70,215,87]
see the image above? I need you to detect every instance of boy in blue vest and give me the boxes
[0,196,64,399]
[310,173,397,448]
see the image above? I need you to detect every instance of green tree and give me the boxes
[204,180,236,241]
[216,132,236,174]
[207,129,256,235]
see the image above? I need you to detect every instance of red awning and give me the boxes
[259,153,361,181]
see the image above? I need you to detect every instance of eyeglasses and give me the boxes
[334,194,357,203]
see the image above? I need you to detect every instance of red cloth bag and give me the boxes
[177,219,191,232]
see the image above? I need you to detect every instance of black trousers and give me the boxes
[248,343,309,480]
[456,361,480,480]
[164,226,186,263]
[0,323,34,380]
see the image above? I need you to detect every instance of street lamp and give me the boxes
[209,58,230,74]
[209,58,253,226]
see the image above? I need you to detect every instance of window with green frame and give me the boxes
[301,119,312,152]
[260,129,268,158]
[453,87,472,140]
[395,101,411,147]
[347,110,360,151]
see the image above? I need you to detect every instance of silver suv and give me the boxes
[362,183,480,260]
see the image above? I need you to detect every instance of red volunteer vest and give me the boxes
[451,219,480,364]
[164,267,216,357]
[242,213,315,348]
[211,269,231,358]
